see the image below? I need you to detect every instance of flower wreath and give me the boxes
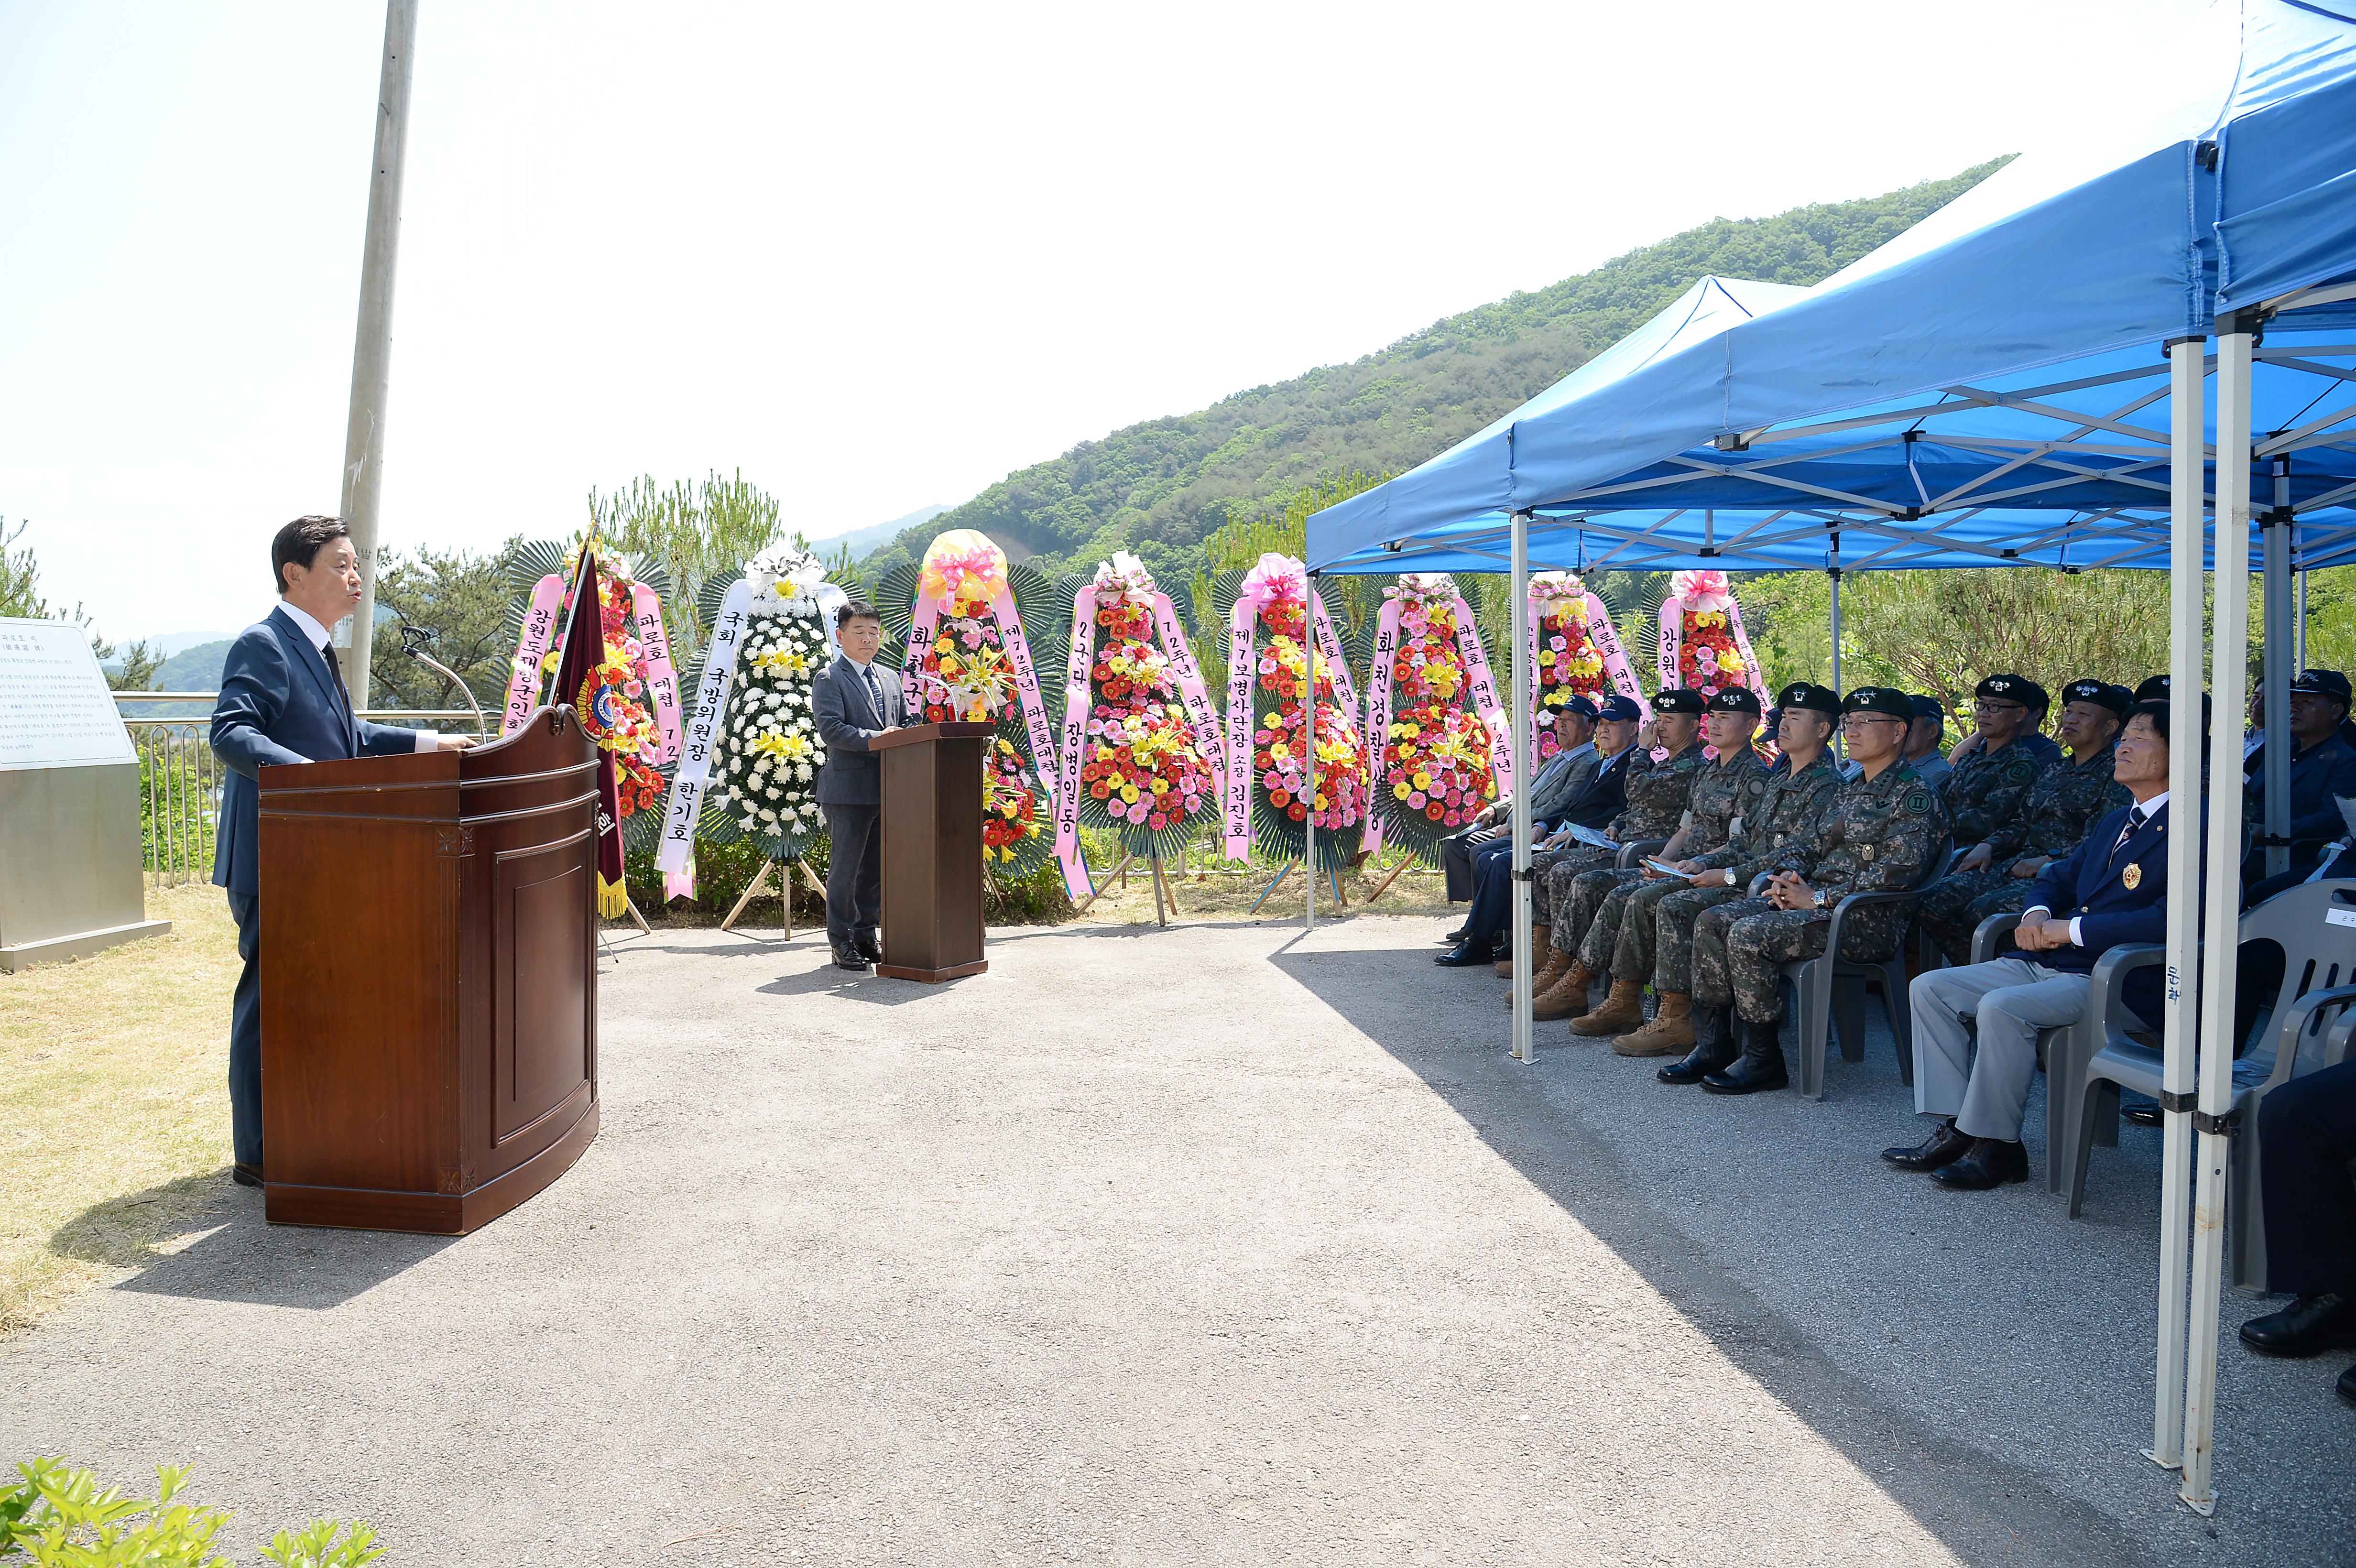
[1527,570,1644,762]
[874,530,1065,884]
[1212,553,1368,874]
[1058,552,1221,865]
[503,538,682,852]
[1363,572,1505,867]
[700,546,838,861]
[1655,570,1765,708]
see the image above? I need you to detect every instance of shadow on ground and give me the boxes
[57,1176,458,1312]
[1272,932,2205,1554]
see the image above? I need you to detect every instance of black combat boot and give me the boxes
[1702,1015,1789,1096]
[1658,1002,1737,1084]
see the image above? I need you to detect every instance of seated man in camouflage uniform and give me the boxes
[1527,690,1710,1002]
[1687,686,1951,1095]
[1915,677,2130,964]
[1437,695,1638,968]
[1654,684,1846,1081]
[1546,689,1769,1035]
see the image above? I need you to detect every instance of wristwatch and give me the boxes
[1812,888,1829,909]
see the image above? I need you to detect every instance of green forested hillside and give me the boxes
[863,158,2008,587]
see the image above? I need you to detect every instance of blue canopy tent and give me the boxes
[1306,0,2356,1514]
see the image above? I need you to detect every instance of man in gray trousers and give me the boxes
[812,600,901,971]
[1887,699,2179,1190]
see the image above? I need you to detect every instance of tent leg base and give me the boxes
[2178,1489,2217,1518]
[2140,1448,2181,1473]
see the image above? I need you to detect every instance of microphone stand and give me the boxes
[400,625,490,740]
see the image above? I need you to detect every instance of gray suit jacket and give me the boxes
[813,654,904,807]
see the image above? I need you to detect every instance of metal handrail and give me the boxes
[111,692,473,722]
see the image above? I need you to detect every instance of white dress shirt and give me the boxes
[280,600,439,753]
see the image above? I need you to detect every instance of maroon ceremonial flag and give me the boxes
[550,546,629,916]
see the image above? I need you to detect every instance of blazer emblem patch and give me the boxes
[2122,862,2142,891]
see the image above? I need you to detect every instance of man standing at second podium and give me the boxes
[814,600,901,972]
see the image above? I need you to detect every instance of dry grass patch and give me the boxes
[0,882,239,1335]
[1068,855,1455,925]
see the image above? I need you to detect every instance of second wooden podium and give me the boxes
[870,721,994,982]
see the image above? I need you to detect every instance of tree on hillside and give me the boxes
[0,518,39,619]
[369,540,523,718]
[589,469,784,657]
[1,515,159,685]
[861,158,2013,594]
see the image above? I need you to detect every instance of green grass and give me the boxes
[0,883,237,1336]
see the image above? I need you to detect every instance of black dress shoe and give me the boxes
[1702,1017,1788,1095]
[2239,1294,2356,1358]
[232,1163,263,1188]
[855,932,884,963]
[1435,939,1493,967]
[1883,1118,1974,1172]
[832,946,872,972]
[2339,1364,2356,1409]
[1440,927,1469,944]
[1932,1137,2029,1189]
[2121,1100,2162,1129]
[1659,1004,1736,1084]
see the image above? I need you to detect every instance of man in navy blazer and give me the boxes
[210,516,469,1187]
[811,599,902,972]
[1888,698,2181,1190]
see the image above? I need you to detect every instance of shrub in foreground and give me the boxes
[0,1458,381,1567]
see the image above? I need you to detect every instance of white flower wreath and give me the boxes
[716,593,833,849]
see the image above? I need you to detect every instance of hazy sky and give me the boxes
[0,0,2210,642]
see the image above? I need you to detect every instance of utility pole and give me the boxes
[336,0,420,705]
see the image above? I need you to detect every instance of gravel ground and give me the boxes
[1,912,2345,1566]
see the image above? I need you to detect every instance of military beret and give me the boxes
[1557,694,1601,720]
[1706,686,1762,716]
[1777,681,1842,718]
[1652,687,1707,715]
[2291,667,2354,705]
[1596,693,1642,722]
[2061,677,2130,717]
[2133,674,2171,702]
[1843,686,1916,721]
[1976,673,2050,710]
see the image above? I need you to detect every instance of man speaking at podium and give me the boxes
[209,516,471,1189]
[813,600,900,972]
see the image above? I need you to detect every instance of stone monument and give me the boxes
[0,615,171,970]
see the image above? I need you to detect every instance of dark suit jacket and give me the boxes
[2244,731,2356,876]
[2021,799,2174,978]
[812,655,905,807]
[1560,745,1634,831]
[209,606,422,897]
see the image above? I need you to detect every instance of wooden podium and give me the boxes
[871,721,994,982]
[255,706,601,1233]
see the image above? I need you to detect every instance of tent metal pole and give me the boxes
[2297,566,2308,669]
[1305,573,1318,935]
[2182,318,2257,1517]
[1827,561,1844,762]
[2147,335,2206,1473]
[1510,510,1535,1065]
[2262,456,2292,878]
